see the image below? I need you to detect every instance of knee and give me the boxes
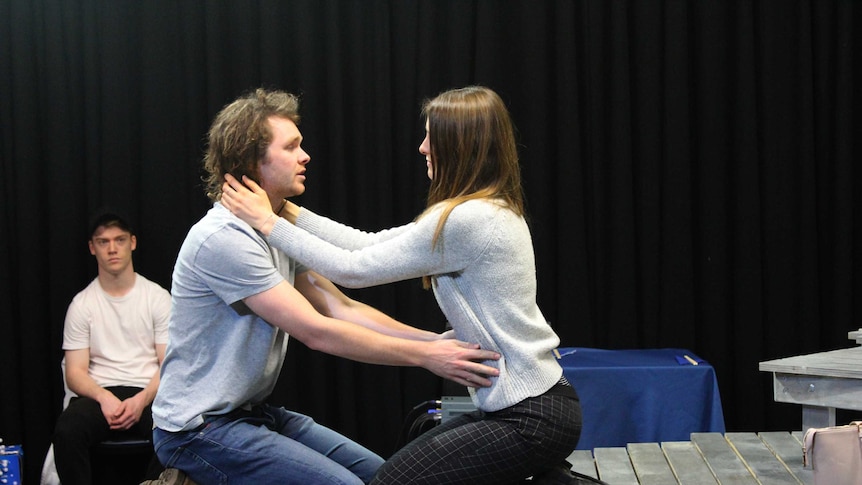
[53,410,79,441]
[53,401,106,445]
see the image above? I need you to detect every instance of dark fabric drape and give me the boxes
[2,1,859,482]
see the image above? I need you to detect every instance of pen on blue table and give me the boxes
[553,348,577,359]
[683,354,699,366]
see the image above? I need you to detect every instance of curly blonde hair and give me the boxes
[202,88,300,202]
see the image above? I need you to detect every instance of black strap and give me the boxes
[571,470,611,484]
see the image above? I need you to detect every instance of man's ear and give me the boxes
[235,170,262,185]
[130,234,137,251]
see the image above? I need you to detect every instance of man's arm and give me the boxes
[110,342,166,430]
[295,270,442,341]
[65,349,113,403]
[65,348,124,421]
[244,279,500,388]
[139,342,167,405]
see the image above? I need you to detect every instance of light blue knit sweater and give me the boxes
[267,198,564,412]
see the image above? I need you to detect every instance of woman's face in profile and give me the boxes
[419,119,433,180]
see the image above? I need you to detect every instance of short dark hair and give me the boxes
[88,211,134,239]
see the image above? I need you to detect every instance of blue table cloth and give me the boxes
[556,347,726,450]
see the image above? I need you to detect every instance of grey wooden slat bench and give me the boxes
[627,442,680,484]
[724,433,800,484]
[758,431,813,485]
[662,441,720,484]
[689,432,760,484]
[566,449,600,480]
[594,447,640,484]
[566,431,810,484]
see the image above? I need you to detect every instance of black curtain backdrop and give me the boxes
[2,1,860,482]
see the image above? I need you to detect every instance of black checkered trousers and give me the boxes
[371,377,582,485]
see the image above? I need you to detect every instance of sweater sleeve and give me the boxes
[295,208,413,250]
[268,204,488,289]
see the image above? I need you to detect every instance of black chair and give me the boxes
[41,359,160,485]
[92,438,158,485]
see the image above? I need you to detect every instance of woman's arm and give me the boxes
[267,211,455,288]
[222,174,411,249]
[221,174,491,290]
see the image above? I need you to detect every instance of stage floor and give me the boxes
[566,431,811,485]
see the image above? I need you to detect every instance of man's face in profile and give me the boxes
[259,116,311,200]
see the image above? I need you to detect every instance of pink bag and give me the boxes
[803,421,862,485]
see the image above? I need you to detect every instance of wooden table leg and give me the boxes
[801,405,835,433]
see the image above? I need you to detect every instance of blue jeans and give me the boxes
[153,404,383,485]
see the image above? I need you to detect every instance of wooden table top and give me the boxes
[759,346,862,380]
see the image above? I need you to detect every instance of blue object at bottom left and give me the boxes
[1,443,23,485]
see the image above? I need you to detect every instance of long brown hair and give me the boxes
[202,88,301,202]
[419,86,525,287]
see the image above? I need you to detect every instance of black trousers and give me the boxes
[52,386,155,485]
[371,384,582,485]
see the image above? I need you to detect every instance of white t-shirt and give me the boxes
[63,273,171,388]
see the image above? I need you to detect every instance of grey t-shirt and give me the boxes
[153,203,307,432]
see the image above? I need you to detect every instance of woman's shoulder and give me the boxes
[440,199,518,235]
[449,198,514,220]
[451,197,506,213]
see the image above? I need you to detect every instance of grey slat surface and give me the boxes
[759,347,862,378]
[627,442,678,485]
[725,432,799,485]
[662,441,719,485]
[594,447,639,485]
[758,432,812,485]
[566,449,598,479]
[564,431,815,484]
[691,433,759,484]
